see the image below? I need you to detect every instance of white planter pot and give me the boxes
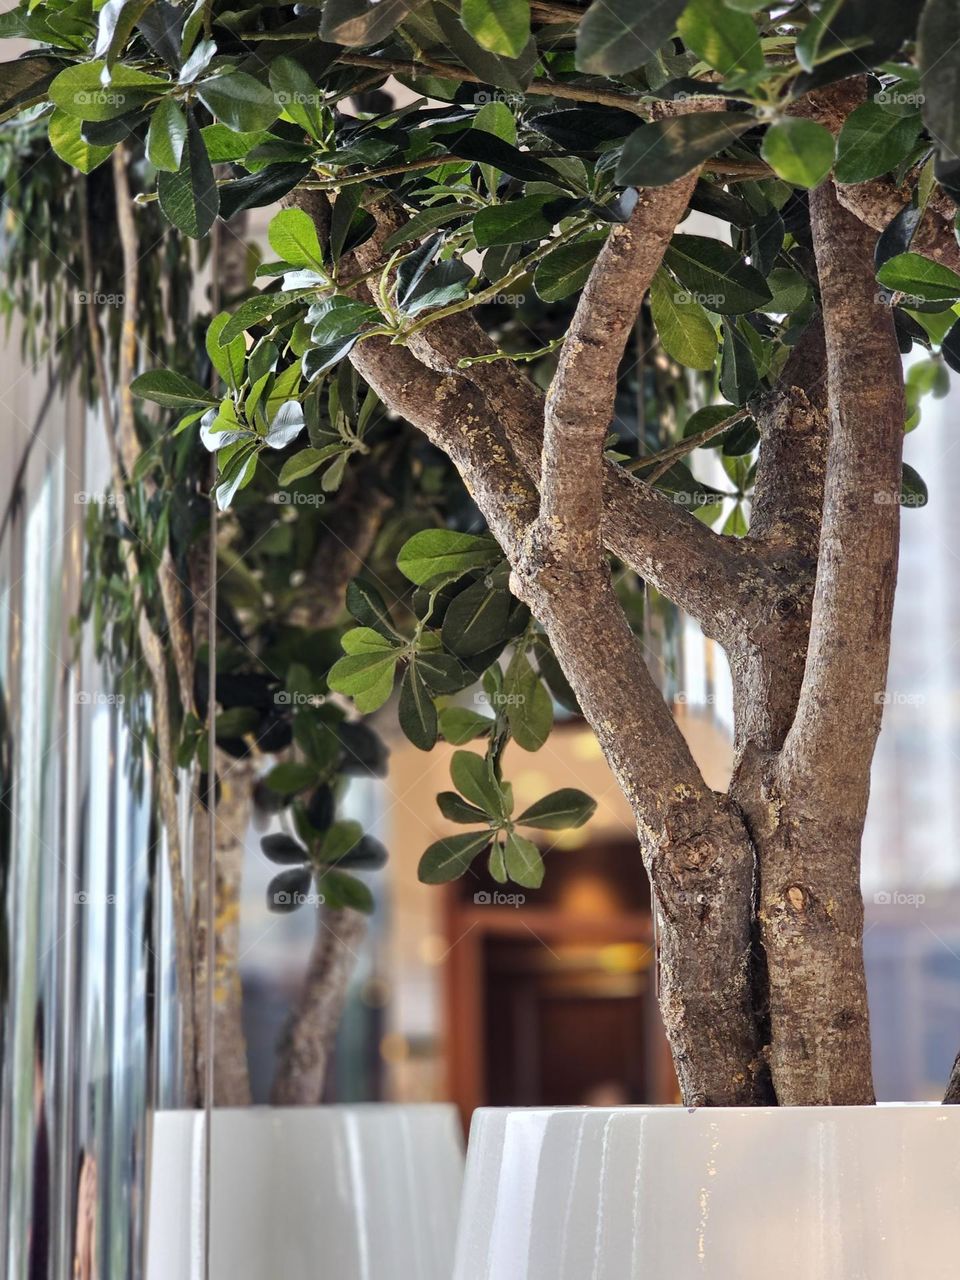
[453,1104,960,1279]
[146,1104,464,1280]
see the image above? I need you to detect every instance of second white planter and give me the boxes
[453,1104,960,1279]
[146,1103,464,1280]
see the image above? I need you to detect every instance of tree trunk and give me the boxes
[271,908,367,1105]
[193,750,255,1107]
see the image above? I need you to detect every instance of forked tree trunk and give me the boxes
[293,149,908,1105]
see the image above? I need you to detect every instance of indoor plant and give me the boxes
[3,0,960,1268]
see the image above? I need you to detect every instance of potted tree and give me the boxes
[4,0,960,1271]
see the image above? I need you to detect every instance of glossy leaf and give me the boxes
[157,115,218,238]
[504,832,544,888]
[663,235,772,315]
[677,0,764,77]
[761,119,835,189]
[617,113,753,187]
[576,0,684,74]
[517,788,597,830]
[650,268,718,370]
[418,830,492,883]
[834,102,921,184]
[462,0,530,59]
[196,71,279,133]
[397,530,500,585]
[399,663,438,750]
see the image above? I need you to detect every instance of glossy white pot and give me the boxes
[453,1104,960,1279]
[146,1104,464,1280]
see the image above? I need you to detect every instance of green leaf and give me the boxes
[663,235,772,315]
[720,317,760,405]
[261,832,308,864]
[441,577,512,657]
[341,626,398,654]
[397,529,500,585]
[434,6,537,94]
[399,663,438,750]
[265,760,318,795]
[49,61,167,121]
[677,0,764,76]
[760,118,835,189]
[147,97,188,173]
[418,831,492,884]
[451,749,509,818]
[157,114,219,238]
[345,579,397,639]
[617,114,754,187]
[437,789,489,822]
[220,288,314,343]
[399,260,474,315]
[503,652,553,751]
[96,0,155,70]
[795,0,844,72]
[576,0,684,74]
[438,707,493,745]
[320,868,375,913]
[48,109,112,173]
[416,652,472,694]
[901,461,929,508]
[473,196,557,247]
[504,832,544,888]
[462,0,530,59]
[317,820,364,865]
[517,788,597,830]
[196,71,279,133]
[320,0,412,45]
[278,445,341,484]
[206,313,246,389]
[327,651,399,713]
[131,368,216,408]
[218,163,310,220]
[268,207,324,271]
[201,124,274,163]
[269,57,325,140]
[876,253,960,303]
[650,268,718,370]
[834,102,921,184]
[533,237,602,302]
[474,100,517,196]
[919,0,960,161]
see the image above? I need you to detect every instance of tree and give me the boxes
[2,0,959,1107]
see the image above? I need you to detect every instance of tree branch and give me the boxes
[539,173,703,567]
[779,184,904,813]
